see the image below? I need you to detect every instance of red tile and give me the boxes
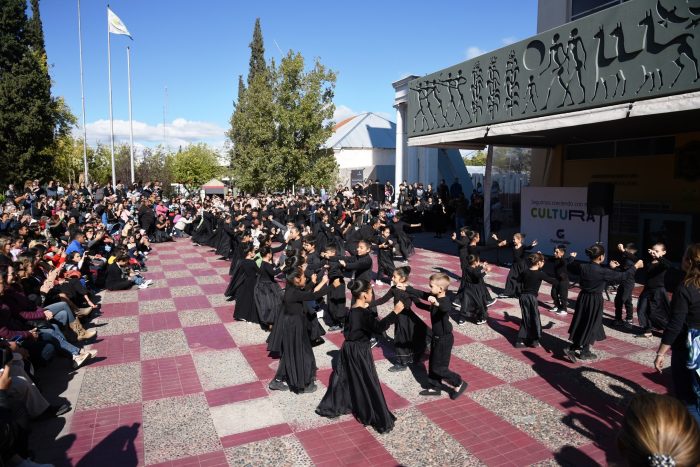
[140,312,181,332]
[167,275,199,287]
[220,423,292,448]
[141,355,203,400]
[183,323,236,351]
[137,286,172,300]
[239,344,277,380]
[214,305,234,323]
[204,381,267,407]
[199,283,227,295]
[174,295,212,309]
[89,333,141,367]
[99,301,139,317]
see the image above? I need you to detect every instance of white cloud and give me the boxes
[501,36,517,46]
[75,118,227,149]
[331,105,394,126]
[466,46,485,59]
[332,105,356,124]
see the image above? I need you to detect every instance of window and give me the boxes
[565,136,675,160]
[571,0,626,21]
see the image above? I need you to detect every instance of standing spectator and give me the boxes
[449,177,463,199]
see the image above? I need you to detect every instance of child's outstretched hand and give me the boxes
[427,296,438,305]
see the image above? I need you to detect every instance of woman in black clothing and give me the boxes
[269,261,329,393]
[654,243,700,425]
[564,244,643,363]
[316,279,404,433]
[515,253,559,348]
[492,232,538,298]
[254,246,282,330]
[232,247,260,323]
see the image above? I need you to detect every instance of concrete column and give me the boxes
[394,103,406,204]
[483,145,494,242]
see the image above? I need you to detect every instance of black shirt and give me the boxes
[345,306,396,342]
[644,258,670,290]
[520,269,558,296]
[661,284,700,347]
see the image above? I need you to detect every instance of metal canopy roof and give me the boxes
[325,112,396,150]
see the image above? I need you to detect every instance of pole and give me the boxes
[107,6,116,190]
[483,145,494,243]
[127,46,135,184]
[77,0,89,185]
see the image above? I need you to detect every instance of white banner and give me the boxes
[520,186,609,259]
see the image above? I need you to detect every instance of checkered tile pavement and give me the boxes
[32,237,670,466]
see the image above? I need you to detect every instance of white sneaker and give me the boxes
[138,283,149,289]
[72,350,92,369]
[556,308,568,316]
[144,279,153,286]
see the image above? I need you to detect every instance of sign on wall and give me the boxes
[521,187,609,259]
[408,0,700,137]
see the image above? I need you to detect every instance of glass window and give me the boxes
[571,0,624,20]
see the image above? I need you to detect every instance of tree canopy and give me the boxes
[228,19,338,193]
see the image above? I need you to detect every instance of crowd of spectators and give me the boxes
[0,178,181,467]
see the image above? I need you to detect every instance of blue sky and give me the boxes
[40,0,538,150]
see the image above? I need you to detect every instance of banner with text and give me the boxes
[520,187,608,259]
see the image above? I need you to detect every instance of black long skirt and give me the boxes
[393,309,428,365]
[504,261,525,296]
[377,250,395,277]
[233,277,259,323]
[224,260,243,297]
[316,340,396,433]
[254,280,282,325]
[517,294,542,341]
[568,291,606,348]
[396,233,414,259]
[277,312,317,391]
[458,282,488,322]
[324,281,347,327]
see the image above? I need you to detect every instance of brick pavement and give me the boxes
[30,236,670,466]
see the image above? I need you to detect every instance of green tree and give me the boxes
[0,0,71,185]
[227,19,275,193]
[137,145,172,187]
[464,149,487,166]
[271,51,337,190]
[168,143,221,192]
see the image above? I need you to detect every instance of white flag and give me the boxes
[108,7,132,38]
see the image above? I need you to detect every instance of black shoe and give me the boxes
[514,340,526,348]
[612,319,625,327]
[388,364,407,373]
[450,381,468,400]
[37,403,71,420]
[303,383,318,394]
[563,348,578,363]
[527,340,540,348]
[578,351,598,360]
[370,338,378,348]
[419,389,442,396]
[327,325,341,332]
[268,379,289,391]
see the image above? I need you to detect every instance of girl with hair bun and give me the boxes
[456,254,491,326]
[655,243,700,425]
[564,244,643,363]
[316,279,405,433]
[371,266,428,372]
[268,258,329,394]
[617,393,700,466]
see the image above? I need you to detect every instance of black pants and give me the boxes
[551,280,569,309]
[614,280,634,321]
[428,333,462,388]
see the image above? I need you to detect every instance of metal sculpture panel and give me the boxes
[407,0,700,137]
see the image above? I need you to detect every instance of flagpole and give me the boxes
[107,5,116,190]
[127,46,135,184]
[77,0,89,185]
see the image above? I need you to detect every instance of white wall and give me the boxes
[335,148,395,169]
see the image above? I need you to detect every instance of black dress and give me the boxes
[391,220,415,259]
[254,261,282,325]
[517,269,557,343]
[503,242,534,297]
[324,261,346,328]
[376,237,395,282]
[232,259,260,323]
[316,305,398,433]
[458,265,489,322]
[567,262,635,348]
[373,287,428,365]
[274,284,329,392]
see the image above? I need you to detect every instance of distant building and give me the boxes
[326,112,473,192]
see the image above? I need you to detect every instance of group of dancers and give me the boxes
[188,194,671,434]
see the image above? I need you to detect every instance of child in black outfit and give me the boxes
[323,245,346,332]
[614,243,639,327]
[550,245,577,316]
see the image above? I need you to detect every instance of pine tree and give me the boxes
[236,75,245,106]
[248,18,266,85]
[0,0,60,185]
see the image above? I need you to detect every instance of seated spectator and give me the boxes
[105,254,151,291]
[617,393,700,466]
